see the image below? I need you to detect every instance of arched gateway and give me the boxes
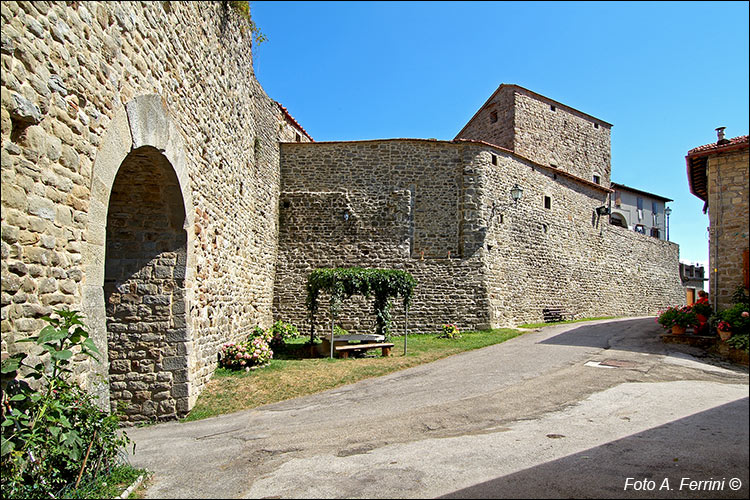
[82,95,195,422]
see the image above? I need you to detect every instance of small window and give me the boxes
[637,197,643,210]
[593,123,599,129]
[544,196,551,209]
[634,224,646,234]
[295,133,301,142]
[550,105,556,112]
[498,214,504,224]
[593,174,601,184]
[491,154,497,165]
[490,111,498,123]
[650,227,660,238]
[550,163,557,169]
[614,190,621,207]
[652,201,658,214]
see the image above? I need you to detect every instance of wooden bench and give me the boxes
[542,306,568,323]
[335,342,394,359]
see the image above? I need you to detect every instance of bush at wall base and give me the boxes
[1,310,131,499]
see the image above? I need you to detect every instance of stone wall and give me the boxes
[707,148,750,310]
[455,85,612,186]
[1,1,286,422]
[478,144,682,326]
[274,139,684,335]
[274,140,490,336]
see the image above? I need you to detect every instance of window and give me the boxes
[550,105,556,112]
[490,111,498,123]
[295,133,301,142]
[544,196,551,209]
[650,227,660,238]
[652,201,658,214]
[550,163,557,169]
[491,154,497,165]
[614,190,621,207]
[634,224,646,234]
[636,197,643,210]
[593,174,601,184]
[593,123,599,129]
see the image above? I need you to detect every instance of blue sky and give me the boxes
[251,1,749,268]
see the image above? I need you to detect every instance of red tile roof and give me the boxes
[275,102,313,142]
[687,135,748,156]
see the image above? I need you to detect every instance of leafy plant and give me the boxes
[306,267,416,343]
[226,1,268,46]
[1,310,131,498]
[268,321,299,349]
[437,324,461,339]
[690,301,712,318]
[656,306,697,329]
[218,337,273,371]
[717,303,750,336]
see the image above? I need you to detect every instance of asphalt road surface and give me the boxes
[127,317,749,499]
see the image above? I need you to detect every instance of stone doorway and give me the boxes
[104,146,188,423]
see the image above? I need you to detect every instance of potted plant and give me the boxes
[715,302,750,342]
[657,306,697,334]
[691,301,712,334]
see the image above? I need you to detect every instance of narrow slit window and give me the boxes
[593,123,599,129]
[550,105,556,112]
[490,111,498,123]
[593,174,601,184]
[544,196,551,209]
[295,133,301,142]
[491,154,497,165]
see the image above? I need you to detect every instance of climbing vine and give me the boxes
[305,268,417,341]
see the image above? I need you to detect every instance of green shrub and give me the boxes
[656,306,697,329]
[437,323,461,339]
[726,333,749,352]
[718,302,750,336]
[268,321,299,349]
[1,310,131,498]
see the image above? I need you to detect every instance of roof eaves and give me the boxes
[275,101,314,142]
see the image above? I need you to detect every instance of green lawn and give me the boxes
[183,328,524,422]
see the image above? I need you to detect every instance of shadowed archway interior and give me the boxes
[104,146,189,422]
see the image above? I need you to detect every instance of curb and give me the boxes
[118,473,145,499]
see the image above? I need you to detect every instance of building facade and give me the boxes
[687,131,750,310]
[609,183,672,240]
[680,262,707,305]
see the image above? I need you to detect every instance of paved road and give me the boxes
[127,318,749,498]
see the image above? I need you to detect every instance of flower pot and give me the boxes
[696,314,708,324]
[718,329,732,341]
[671,325,686,335]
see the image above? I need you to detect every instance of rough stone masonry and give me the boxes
[1,1,684,422]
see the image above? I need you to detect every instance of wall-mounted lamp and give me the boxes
[595,206,610,216]
[510,184,523,204]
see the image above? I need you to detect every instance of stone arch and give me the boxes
[82,95,195,421]
[609,211,628,229]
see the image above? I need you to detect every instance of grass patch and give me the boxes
[183,328,523,422]
[518,316,618,329]
[62,464,146,499]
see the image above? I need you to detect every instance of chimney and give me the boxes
[716,126,730,145]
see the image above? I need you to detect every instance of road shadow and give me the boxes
[536,318,729,361]
[440,398,750,499]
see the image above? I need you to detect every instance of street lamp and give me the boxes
[665,206,672,241]
[510,184,523,205]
